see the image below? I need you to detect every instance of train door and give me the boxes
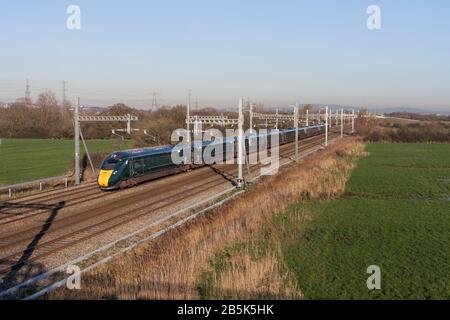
[132,158,145,177]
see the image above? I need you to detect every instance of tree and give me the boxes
[36,91,59,127]
[107,103,136,116]
[302,104,313,113]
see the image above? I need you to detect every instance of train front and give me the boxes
[98,152,129,190]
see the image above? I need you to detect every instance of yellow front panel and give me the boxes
[98,170,113,188]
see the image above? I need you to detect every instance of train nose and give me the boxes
[98,170,113,188]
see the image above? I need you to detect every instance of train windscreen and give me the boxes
[102,153,126,170]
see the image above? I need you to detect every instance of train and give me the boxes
[97,125,326,190]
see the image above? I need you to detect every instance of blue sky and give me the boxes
[0,0,449,111]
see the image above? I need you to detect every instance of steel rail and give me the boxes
[1,188,243,300]
[0,186,101,225]
[0,170,227,249]
[0,174,236,276]
[0,183,97,207]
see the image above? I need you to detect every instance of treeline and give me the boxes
[0,90,227,145]
[1,91,323,145]
[0,92,74,139]
[365,122,450,143]
[387,112,450,122]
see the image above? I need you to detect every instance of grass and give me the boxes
[282,199,449,299]
[0,139,133,185]
[281,143,450,299]
[345,143,450,199]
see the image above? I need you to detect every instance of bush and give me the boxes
[364,131,387,142]
[364,122,449,143]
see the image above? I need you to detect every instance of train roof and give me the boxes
[111,145,174,158]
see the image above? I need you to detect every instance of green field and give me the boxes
[0,139,133,185]
[282,143,450,299]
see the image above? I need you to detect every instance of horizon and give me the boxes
[1,1,449,112]
[3,100,448,116]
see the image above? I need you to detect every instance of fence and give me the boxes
[0,175,70,198]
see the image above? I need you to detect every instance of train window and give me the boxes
[133,159,144,174]
[102,158,119,170]
[102,152,127,170]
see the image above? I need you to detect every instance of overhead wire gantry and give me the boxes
[73,98,139,185]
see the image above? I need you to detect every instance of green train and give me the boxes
[98,125,326,190]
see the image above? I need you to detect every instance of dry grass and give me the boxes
[202,139,366,299]
[48,137,365,300]
[205,245,302,300]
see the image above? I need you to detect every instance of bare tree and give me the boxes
[302,104,313,113]
[36,91,59,127]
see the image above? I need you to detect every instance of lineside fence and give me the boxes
[0,175,72,199]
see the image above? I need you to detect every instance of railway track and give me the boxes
[0,133,330,248]
[0,175,233,276]
[0,128,349,286]
[0,171,229,252]
[0,187,103,226]
[2,182,97,206]
[0,130,332,226]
